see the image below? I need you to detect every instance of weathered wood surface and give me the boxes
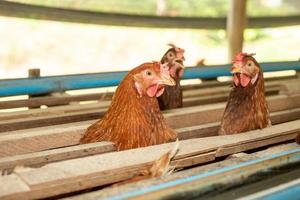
[0,107,299,170]
[68,143,299,200]
[0,90,298,133]
[0,142,115,171]
[0,75,291,111]
[0,85,279,122]
[280,79,300,95]
[0,120,299,200]
[0,94,299,154]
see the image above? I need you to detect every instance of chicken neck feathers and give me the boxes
[219,69,271,135]
[80,72,177,150]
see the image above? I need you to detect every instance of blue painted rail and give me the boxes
[0,61,299,97]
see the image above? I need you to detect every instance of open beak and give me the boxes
[174,58,185,68]
[158,76,176,86]
[230,65,241,74]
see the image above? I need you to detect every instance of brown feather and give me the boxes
[296,134,300,144]
[218,56,271,135]
[80,62,177,151]
[158,78,183,110]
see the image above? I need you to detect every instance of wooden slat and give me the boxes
[0,95,299,158]
[73,143,298,200]
[114,147,300,200]
[0,81,280,117]
[165,94,300,129]
[0,107,299,170]
[0,174,30,198]
[1,92,298,133]
[0,86,278,122]
[0,142,115,171]
[0,120,299,200]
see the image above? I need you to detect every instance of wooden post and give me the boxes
[28,68,41,109]
[28,68,40,78]
[227,0,247,61]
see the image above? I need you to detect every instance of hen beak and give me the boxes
[231,66,241,74]
[174,58,185,68]
[158,76,176,86]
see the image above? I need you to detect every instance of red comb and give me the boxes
[167,43,184,53]
[232,52,255,64]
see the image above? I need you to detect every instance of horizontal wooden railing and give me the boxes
[0,1,300,29]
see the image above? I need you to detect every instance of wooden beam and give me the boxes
[0,105,299,164]
[112,147,300,200]
[72,143,298,200]
[0,1,300,29]
[0,120,299,199]
[227,0,247,60]
[0,142,115,171]
[0,84,281,120]
[0,90,292,132]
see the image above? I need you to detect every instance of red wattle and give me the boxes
[147,84,159,97]
[156,87,165,97]
[240,74,251,87]
[233,74,240,86]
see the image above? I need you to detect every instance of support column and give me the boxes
[227,0,247,61]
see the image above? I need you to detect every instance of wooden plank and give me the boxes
[0,142,115,171]
[0,99,299,159]
[279,79,300,95]
[0,93,104,110]
[0,106,299,172]
[72,143,298,200]
[0,109,106,132]
[1,120,299,200]
[0,86,279,123]
[113,148,300,200]
[172,152,216,168]
[227,0,247,60]
[216,133,297,157]
[166,94,300,129]
[1,92,289,133]
[0,174,30,198]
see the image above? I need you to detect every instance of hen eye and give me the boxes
[168,52,174,57]
[146,70,152,76]
[247,62,252,67]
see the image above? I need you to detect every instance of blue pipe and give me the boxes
[0,61,299,97]
[106,148,300,200]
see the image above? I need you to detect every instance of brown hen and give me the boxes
[158,44,185,110]
[80,62,177,150]
[218,53,271,135]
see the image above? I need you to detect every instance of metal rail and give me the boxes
[0,61,299,97]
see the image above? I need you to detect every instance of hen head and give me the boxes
[161,44,185,78]
[231,53,260,87]
[133,62,176,98]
